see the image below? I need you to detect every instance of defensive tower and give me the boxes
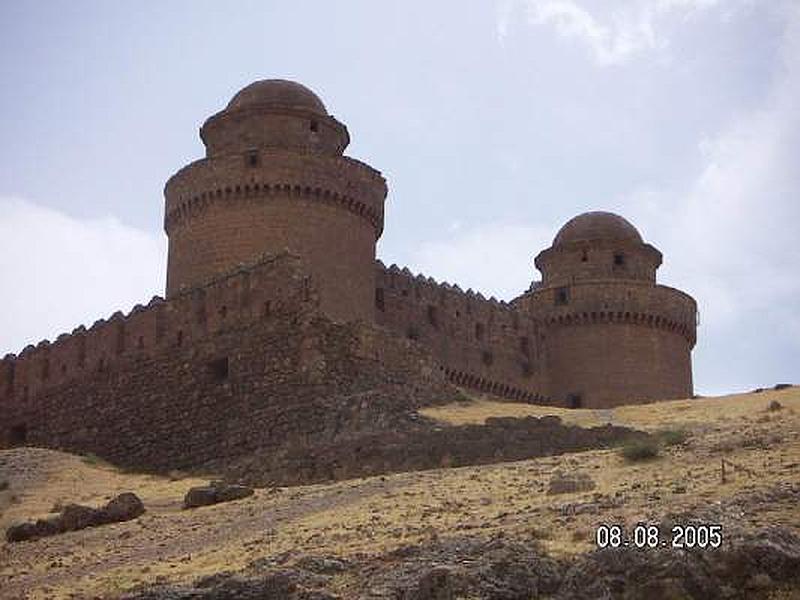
[515,211,697,408]
[163,79,388,322]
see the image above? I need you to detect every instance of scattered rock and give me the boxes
[5,492,145,543]
[183,481,254,509]
[768,400,784,412]
[547,470,596,495]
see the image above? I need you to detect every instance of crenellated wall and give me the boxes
[0,252,316,409]
[374,262,550,403]
[0,253,455,467]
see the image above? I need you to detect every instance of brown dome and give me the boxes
[553,211,643,246]
[226,79,327,115]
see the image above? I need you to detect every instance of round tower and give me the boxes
[517,211,697,408]
[163,79,387,322]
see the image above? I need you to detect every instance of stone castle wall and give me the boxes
[374,262,550,403]
[0,254,454,467]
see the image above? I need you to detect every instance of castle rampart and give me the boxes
[0,252,315,410]
[0,254,454,465]
[375,262,549,403]
[1,80,700,465]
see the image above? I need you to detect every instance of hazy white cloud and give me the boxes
[0,197,165,355]
[409,222,553,300]
[634,1,800,333]
[428,1,800,393]
[499,0,726,65]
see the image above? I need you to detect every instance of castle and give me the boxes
[0,80,697,466]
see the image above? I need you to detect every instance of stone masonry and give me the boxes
[0,79,697,462]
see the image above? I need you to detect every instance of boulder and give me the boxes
[184,482,254,509]
[101,492,146,523]
[60,503,100,531]
[5,492,145,543]
[184,486,219,509]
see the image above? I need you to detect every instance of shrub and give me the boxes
[657,428,690,447]
[619,438,660,462]
[81,453,115,469]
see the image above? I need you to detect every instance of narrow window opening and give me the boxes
[263,301,272,317]
[482,350,494,366]
[245,150,259,168]
[176,330,184,347]
[613,253,626,267]
[521,362,533,377]
[427,305,439,328]
[219,305,228,320]
[208,357,229,382]
[9,423,28,446]
[555,286,569,306]
[567,393,583,409]
[137,336,145,350]
[375,288,385,311]
[309,120,319,133]
[581,249,588,262]
[475,322,485,341]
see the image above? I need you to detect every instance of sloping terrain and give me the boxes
[0,386,798,599]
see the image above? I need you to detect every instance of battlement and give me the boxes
[164,151,387,237]
[0,252,318,406]
[375,261,547,402]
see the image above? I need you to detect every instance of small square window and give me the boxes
[613,253,626,266]
[427,305,439,328]
[208,357,229,382]
[310,120,319,133]
[375,288,385,311]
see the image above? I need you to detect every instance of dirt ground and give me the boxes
[0,386,798,599]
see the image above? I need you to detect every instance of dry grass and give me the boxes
[1,386,799,599]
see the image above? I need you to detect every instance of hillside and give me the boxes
[1,386,798,599]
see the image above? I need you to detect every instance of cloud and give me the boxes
[427,1,800,393]
[0,197,165,356]
[499,0,725,65]
[408,222,554,300]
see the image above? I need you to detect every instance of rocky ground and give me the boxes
[0,386,798,599]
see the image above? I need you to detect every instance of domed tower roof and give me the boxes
[226,79,328,115]
[553,211,643,246]
[200,78,349,158]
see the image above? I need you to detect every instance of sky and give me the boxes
[0,0,797,396]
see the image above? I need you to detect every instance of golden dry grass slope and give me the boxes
[0,386,798,599]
